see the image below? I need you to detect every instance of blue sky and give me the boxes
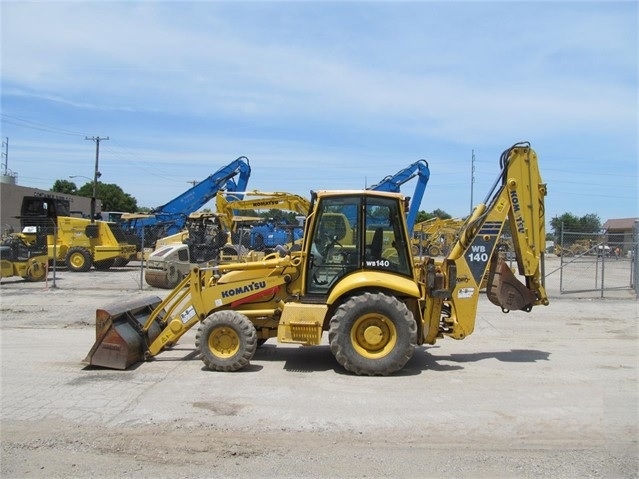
[1,1,637,226]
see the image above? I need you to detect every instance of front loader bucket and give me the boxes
[84,296,165,370]
[486,254,536,312]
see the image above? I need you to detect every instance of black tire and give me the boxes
[94,258,115,270]
[328,292,416,376]
[428,245,441,256]
[196,310,257,372]
[65,247,92,272]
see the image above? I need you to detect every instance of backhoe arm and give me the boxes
[423,142,548,344]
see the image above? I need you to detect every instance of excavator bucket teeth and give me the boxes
[486,255,536,312]
[84,296,165,370]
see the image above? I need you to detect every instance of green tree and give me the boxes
[550,212,602,244]
[415,208,453,224]
[51,179,78,195]
[75,181,138,212]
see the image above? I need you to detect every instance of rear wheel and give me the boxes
[196,310,257,372]
[329,292,416,376]
[65,247,92,272]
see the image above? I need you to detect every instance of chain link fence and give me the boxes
[4,216,638,300]
[547,223,638,298]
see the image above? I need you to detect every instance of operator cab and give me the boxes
[305,192,413,294]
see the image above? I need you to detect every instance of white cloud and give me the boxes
[2,1,636,218]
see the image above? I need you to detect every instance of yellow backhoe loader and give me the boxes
[85,142,548,375]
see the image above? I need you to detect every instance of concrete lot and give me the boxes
[0,257,637,478]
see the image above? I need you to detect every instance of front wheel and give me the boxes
[65,247,92,272]
[329,292,417,376]
[24,259,47,282]
[196,310,257,372]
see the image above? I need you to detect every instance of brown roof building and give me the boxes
[602,217,638,254]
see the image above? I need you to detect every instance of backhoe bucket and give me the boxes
[84,296,165,370]
[486,254,536,312]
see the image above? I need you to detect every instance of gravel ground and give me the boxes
[0,256,637,478]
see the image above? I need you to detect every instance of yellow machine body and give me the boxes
[86,142,548,375]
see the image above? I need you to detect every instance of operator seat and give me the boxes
[370,227,383,261]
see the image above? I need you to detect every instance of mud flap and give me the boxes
[84,296,165,370]
[486,254,536,312]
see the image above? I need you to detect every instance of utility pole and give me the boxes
[470,149,475,214]
[85,136,109,222]
[1,137,8,175]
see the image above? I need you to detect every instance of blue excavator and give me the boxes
[117,156,251,259]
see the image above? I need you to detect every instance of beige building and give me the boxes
[0,181,98,235]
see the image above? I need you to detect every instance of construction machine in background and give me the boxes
[85,142,548,375]
[144,212,231,288]
[117,156,251,254]
[142,158,429,290]
[0,228,49,281]
[412,217,464,257]
[18,196,136,272]
[215,190,311,254]
[144,191,311,289]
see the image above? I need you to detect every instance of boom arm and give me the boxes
[215,190,311,231]
[423,142,548,344]
[122,156,251,242]
[368,160,430,233]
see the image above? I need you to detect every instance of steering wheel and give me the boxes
[323,235,343,256]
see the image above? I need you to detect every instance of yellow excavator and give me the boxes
[85,142,548,375]
[215,189,311,254]
[412,217,464,257]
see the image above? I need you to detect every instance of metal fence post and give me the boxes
[51,220,58,289]
[600,248,605,299]
[559,222,564,293]
[139,226,145,290]
[634,221,638,298]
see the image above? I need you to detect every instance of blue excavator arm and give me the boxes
[368,160,430,233]
[124,156,251,246]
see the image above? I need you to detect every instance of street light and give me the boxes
[69,174,101,220]
[69,175,92,182]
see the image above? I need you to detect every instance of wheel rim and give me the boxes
[69,252,85,269]
[208,327,240,358]
[350,313,397,359]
